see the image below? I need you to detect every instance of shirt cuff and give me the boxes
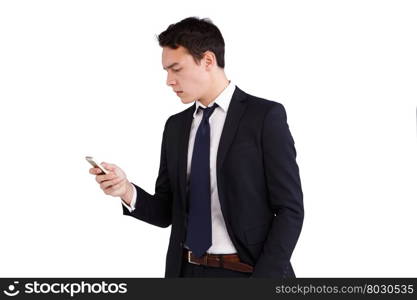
[121,182,137,212]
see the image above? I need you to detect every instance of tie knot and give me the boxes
[199,103,218,121]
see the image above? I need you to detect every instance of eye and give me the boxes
[172,68,182,73]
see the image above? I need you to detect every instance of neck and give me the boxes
[199,72,230,107]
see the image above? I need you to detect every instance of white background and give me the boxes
[1,0,416,277]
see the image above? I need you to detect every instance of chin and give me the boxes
[180,97,195,104]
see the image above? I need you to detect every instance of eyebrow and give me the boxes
[163,62,179,70]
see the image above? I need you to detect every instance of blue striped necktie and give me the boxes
[185,103,218,258]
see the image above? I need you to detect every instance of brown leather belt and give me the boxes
[183,249,253,273]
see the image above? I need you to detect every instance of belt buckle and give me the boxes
[188,251,200,265]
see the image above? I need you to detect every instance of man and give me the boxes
[89,17,304,278]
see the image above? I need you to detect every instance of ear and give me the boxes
[202,51,217,70]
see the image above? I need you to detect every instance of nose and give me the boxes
[166,72,176,86]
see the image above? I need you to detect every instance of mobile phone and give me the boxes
[85,156,109,174]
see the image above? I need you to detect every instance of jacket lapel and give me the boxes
[178,103,195,210]
[216,86,249,171]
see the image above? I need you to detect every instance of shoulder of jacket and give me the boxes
[164,104,194,128]
[239,88,285,113]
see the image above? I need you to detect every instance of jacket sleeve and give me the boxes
[252,103,304,277]
[121,117,173,228]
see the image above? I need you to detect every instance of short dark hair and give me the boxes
[158,17,225,68]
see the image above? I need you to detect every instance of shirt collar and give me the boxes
[193,81,236,118]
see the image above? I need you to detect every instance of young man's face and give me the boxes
[162,46,210,104]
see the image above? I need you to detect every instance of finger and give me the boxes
[89,167,105,175]
[100,177,121,190]
[104,180,124,194]
[101,177,124,190]
[96,172,118,184]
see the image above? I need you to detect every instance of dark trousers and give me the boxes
[180,257,252,278]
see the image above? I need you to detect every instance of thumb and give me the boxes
[101,162,115,171]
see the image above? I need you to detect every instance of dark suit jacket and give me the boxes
[122,86,304,278]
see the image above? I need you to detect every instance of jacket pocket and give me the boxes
[232,141,257,152]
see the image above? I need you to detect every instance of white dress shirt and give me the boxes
[122,81,238,254]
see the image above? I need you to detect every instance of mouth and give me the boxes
[175,91,183,94]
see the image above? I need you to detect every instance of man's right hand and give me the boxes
[89,162,134,206]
